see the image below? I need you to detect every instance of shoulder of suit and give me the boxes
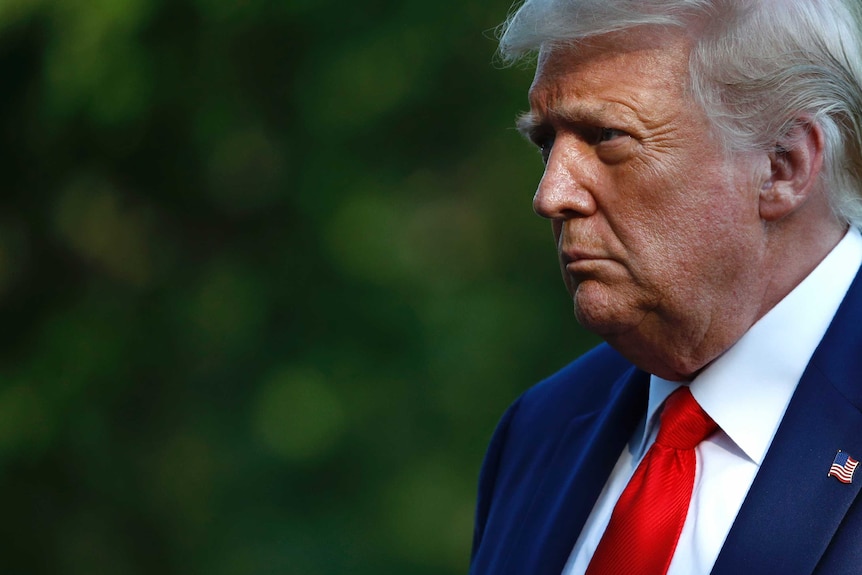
[510,343,639,432]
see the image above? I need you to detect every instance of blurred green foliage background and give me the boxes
[0,0,599,573]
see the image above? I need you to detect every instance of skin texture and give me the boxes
[521,31,846,380]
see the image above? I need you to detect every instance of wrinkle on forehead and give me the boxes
[531,30,693,94]
[527,32,696,125]
[535,24,697,64]
[524,48,688,124]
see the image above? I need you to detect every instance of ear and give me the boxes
[759,117,825,222]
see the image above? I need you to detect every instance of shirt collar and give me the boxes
[642,227,862,464]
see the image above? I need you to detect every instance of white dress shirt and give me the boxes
[562,227,862,575]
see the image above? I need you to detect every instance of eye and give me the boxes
[539,137,555,164]
[593,127,628,144]
[527,127,555,165]
[593,127,635,165]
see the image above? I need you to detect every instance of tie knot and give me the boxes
[655,387,717,450]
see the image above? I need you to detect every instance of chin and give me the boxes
[568,277,645,331]
[572,297,637,338]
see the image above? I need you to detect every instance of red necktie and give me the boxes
[585,386,718,575]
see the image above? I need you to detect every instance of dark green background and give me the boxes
[0,0,599,573]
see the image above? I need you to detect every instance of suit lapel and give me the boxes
[712,267,862,575]
[500,366,649,575]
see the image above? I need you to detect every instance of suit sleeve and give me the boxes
[471,395,523,564]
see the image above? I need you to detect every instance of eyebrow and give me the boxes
[516,103,614,143]
[516,111,541,142]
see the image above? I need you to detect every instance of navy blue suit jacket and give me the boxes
[471,267,862,574]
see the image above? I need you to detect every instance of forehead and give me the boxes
[528,33,694,121]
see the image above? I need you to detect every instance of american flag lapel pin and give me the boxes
[828,450,859,484]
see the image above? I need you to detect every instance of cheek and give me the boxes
[611,175,746,269]
[627,191,758,292]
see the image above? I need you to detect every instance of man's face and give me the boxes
[522,33,770,378]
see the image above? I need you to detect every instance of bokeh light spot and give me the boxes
[0,383,51,457]
[52,174,153,286]
[252,367,345,462]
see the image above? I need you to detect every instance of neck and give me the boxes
[611,219,848,381]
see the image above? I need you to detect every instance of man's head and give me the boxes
[501,1,860,379]
[500,0,862,225]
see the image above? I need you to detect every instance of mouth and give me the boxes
[565,257,604,273]
[562,249,605,265]
[562,251,612,280]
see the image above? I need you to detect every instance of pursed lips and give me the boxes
[561,248,608,265]
[561,248,615,279]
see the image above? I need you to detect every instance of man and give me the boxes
[471,1,862,574]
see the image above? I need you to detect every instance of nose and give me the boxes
[532,140,598,220]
